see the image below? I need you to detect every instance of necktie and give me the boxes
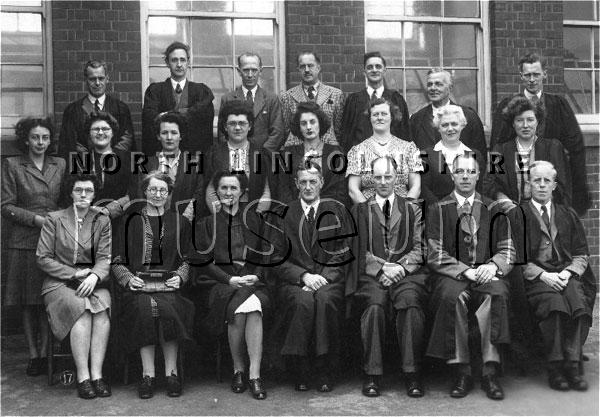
[530,95,539,105]
[307,206,315,223]
[541,205,551,231]
[383,199,391,249]
[459,201,476,263]
[307,86,316,100]
[94,99,101,113]
[175,83,182,94]
[246,90,254,105]
[370,90,378,102]
[383,199,391,219]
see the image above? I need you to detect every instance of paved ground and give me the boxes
[1,301,598,416]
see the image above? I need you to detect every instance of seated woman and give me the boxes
[111,171,195,399]
[205,101,271,214]
[483,96,571,208]
[277,101,346,205]
[420,105,485,206]
[36,173,112,399]
[193,171,271,400]
[347,98,423,205]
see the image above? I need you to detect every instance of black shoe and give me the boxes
[548,370,570,391]
[166,373,182,397]
[481,374,504,400]
[450,374,473,398]
[316,374,333,392]
[294,381,310,391]
[138,375,155,399]
[231,371,247,393]
[26,358,42,376]
[76,379,96,399]
[564,367,588,391]
[405,372,424,398]
[92,378,111,397]
[362,375,380,397]
[248,377,267,400]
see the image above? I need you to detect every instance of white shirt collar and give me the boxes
[433,141,471,165]
[170,78,187,91]
[303,82,320,94]
[88,94,106,108]
[241,85,258,99]
[431,100,451,117]
[454,191,475,208]
[523,89,542,101]
[531,199,551,218]
[158,150,181,164]
[300,198,320,217]
[366,85,384,99]
[375,193,395,213]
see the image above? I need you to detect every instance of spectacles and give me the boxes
[73,187,94,194]
[90,127,111,133]
[226,121,249,128]
[147,187,169,196]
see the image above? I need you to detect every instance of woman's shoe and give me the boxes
[248,377,267,400]
[231,371,247,393]
[138,375,155,399]
[76,379,97,399]
[92,378,112,397]
[166,373,182,397]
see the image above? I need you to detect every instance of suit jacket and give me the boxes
[37,206,112,295]
[142,78,214,156]
[58,94,134,158]
[341,88,411,152]
[409,102,487,163]
[218,86,284,152]
[1,155,65,249]
[483,138,571,206]
[268,199,356,286]
[280,83,345,146]
[490,92,589,213]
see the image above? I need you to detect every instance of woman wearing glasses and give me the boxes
[112,171,194,399]
[36,173,112,399]
[205,100,271,214]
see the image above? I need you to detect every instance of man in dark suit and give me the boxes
[520,160,595,392]
[490,53,590,214]
[341,52,411,152]
[409,69,487,162]
[426,154,515,400]
[59,60,134,159]
[218,53,284,153]
[268,161,355,393]
[348,156,428,398]
[142,41,214,157]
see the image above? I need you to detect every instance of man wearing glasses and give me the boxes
[490,53,589,215]
[218,53,284,153]
[280,51,345,146]
[59,60,134,159]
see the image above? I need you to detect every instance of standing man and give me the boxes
[342,52,411,152]
[490,53,590,214]
[142,41,214,157]
[348,156,428,398]
[218,52,284,153]
[59,60,134,159]
[409,69,487,162]
[426,154,515,400]
[280,52,345,147]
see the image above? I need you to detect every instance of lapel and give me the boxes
[549,202,558,241]
[289,85,307,104]
[57,206,95,249]
[527,200,552,239]
[315,84,332,107]
[21,156,61,187]
[419,105,437,146]
[253,86,267,117]
[471,193,484,235]
[162,78,176,108]
[79,96,93,116]
[388,195,402,231]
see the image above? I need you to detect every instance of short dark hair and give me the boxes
[163,41,190,63]
[14,117,56,154]
[519,52,545,72]
[297,51,321,65]
[218,100,255,137]
[237,52,262,68]
[368,97,403,123]
[294,159,323,179]
[211,170,249,195]
[140,170,174,196]
[363,51,386,67]
[502,95,545,124]
[83,60,107,78]
[153,111,187,142]
[290,101,331,140]
[85,111,119,139]
[64,173,101,204]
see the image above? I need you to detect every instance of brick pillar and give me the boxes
[284,0,365,94]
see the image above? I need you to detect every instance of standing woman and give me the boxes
[111,171,194,399]
[1,117,65,376]
[346,98,423,205]
[36,173,112,399]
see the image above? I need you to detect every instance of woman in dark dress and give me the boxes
[1,117,65,376]
[194,171,271,400]
[111,171,194,399]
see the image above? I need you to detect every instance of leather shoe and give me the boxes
[138,375,155,399]
[248,377,267,400]
[91,378,111,397]
[231,371,247,393]
[362,375,380,397]
[450,374,473,398]
[294,381,310,391]
[548,371,570,391]
[481,374,504,400]
[405,372,424,398]
[564,368,588,391]
[166,373,182,397]
[76,379,96,399]
[317,375,333,392]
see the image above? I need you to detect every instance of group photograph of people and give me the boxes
[1,1,598,415]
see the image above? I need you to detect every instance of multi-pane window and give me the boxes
[563,0,600,119]
[1,1,51,144]
[365,0,486,121]
[143,0,283,112]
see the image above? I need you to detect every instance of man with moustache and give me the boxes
[218,52,284,153]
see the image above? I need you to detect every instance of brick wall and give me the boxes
[51,0,142,140]
[284,0,365,93]
[580,137,600,277]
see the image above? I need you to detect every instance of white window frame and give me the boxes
[364,1,491,128]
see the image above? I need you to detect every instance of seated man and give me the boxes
[348,156,428,398]
[521,160,595,392]
[426,154,515,401]
[268,161,354,392]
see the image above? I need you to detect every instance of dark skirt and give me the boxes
[5,249,46,306]
[119,290,195,353]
